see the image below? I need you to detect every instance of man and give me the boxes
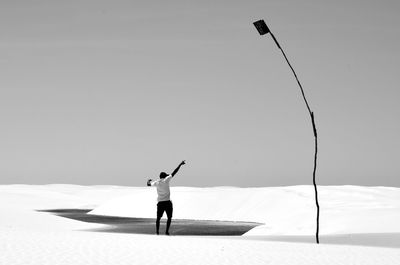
[147,160,186,235]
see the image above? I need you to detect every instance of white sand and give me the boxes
[90,185,400,235]
[1,184,400,265]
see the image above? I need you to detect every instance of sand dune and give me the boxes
[90,185,400,235]
[1,184,400,265]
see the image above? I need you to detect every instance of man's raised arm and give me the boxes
[147,179,161,186]
[171,160,186,177]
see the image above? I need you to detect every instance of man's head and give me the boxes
[159,172,168,179]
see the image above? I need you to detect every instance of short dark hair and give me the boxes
[159,172,168,179]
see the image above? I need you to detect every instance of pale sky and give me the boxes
[1,0,399,187]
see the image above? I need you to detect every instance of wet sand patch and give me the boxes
[39,209,262,236]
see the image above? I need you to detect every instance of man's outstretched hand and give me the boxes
[180,160,186,166]
[146,179,152,186]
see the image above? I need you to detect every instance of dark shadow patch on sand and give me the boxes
[38,209,262,236]
[240,233,400,248]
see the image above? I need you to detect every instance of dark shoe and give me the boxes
[165,232,170,236]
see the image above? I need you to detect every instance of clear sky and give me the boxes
[1,0,399,187]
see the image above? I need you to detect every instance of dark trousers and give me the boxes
[156,200,173,234]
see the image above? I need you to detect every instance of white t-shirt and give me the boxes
[151,175,173,202]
